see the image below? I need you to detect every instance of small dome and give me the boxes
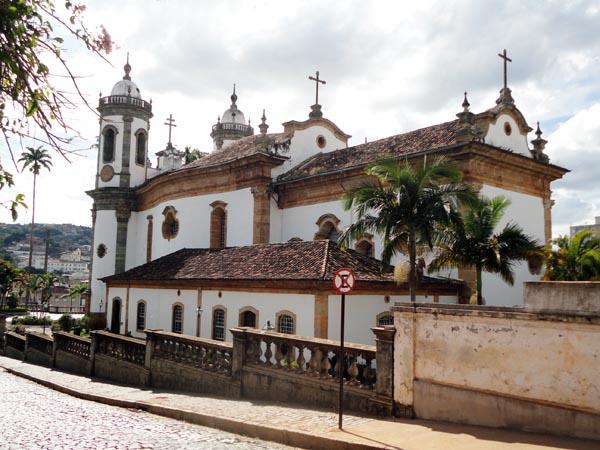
[110,79,141,98]
[221,106,246,124]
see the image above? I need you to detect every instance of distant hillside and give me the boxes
[0,223,92,259]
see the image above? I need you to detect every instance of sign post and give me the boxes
[333,268,355,430]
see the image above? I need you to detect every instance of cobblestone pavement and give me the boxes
[0,369,291,450]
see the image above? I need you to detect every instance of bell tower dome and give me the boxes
[210,85,254,150]
[96,56,153,189]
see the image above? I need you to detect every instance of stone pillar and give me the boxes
[120,115,133,188]
[251,185,270,244]
[51,336,57,368]
[115,206,131,274]
[543,195,554,244]
[391,307,416,417]
[23,332,30,362]
[229,327,247,380]
[313,294,328,338]
[89,332,98,377]
[144,331,155,387]
[371,326,395,399]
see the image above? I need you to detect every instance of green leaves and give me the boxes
[545,230,600,281]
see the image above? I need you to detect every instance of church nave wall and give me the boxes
[125,188,254,269]
[90,210,118,315]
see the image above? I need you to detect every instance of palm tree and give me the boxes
[544,230,600,281]
[340,156,474,302]
[61,283,88,312]
[428,195,542,305]
[18,146,53,268]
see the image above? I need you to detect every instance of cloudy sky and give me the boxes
[1,0,599,237]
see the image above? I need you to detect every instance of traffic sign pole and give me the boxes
[333,268,355,431]
[338,292,345,430]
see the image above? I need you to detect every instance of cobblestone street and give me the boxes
[0,369,290,450]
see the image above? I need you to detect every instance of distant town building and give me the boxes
[570,216,600,236]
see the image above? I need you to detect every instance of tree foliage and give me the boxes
[544,230,600,281]
[0,0,112,219]
[340,156,474,302]
[428,195,542,305]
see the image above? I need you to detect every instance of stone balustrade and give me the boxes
[147,330,233,375]
[3,326,396,416]
[240,328,376,389]
[54,331,91,359]
[94,330,146,366]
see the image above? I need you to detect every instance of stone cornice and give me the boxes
[135,152,285,211]
[86,187,137,211]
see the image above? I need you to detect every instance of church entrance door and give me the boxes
[110,298,121,333]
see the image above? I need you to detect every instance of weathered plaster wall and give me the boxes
[393,304,600,440]
[525,281,600,314]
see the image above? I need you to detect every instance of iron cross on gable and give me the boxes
[308,70,326,105]
[498,49,512,89]
[164,114,177,144]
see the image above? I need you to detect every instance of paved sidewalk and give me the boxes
[0,356,596,450]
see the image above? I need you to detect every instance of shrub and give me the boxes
[11,315,51,326]
[58,314,74,331]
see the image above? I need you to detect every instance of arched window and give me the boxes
[135,130,146,166]
[314,214,341,242]
[172,303,183,334]
[162,206,179,241]
[212,307,226,341]
[102,127,116,162]
[376,312,394,326]
[239,307,258,328]
[355,235,375,257]
[136,301,146,331]
[276,310,296,334]
[210,201,227,248]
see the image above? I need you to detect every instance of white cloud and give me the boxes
[2,0,600,234]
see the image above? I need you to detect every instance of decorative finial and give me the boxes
[259,108,269,135]
[231,83,238,106]
[462,91,470,112]
[365,137,367,144]
[530,121,549,163]
[99,91,102,98]
[248,118,251,126]
[217,115,221,124]
[123,52,131,80]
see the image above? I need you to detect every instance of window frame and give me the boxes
[212,305,227,341]
[172,303,184,334]
[275,310,297,335]
[134,129,147,166]
[238,306,259,328]
[102,126,118,163]
[376,311,394,327]
[136,300,147,331]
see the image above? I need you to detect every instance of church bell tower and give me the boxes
[87,57,153,328]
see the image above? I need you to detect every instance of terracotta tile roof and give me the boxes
[276,119,463,182]
[102,240,460,288]
[182,133,291,170]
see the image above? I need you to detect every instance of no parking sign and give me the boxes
[333,268,355,294]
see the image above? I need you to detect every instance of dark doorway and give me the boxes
[110,298,121,333]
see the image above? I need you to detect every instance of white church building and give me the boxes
[88,57,566,345]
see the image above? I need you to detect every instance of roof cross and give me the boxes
[164,114,177,145]
[498,49,512,90]
[308,70,326,105]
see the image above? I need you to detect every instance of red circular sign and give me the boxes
[333,268,355,294]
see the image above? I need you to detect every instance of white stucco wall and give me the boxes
[272,124,347,178]
[90,210,117,313]
[125,188,254,269]
[478,184,545,306]
[201,291,314,342]
[485,113,530,156]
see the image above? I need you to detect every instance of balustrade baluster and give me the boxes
[275,342,284,368]
[264,339,273,366]
[347,354,360,386]
[296,345,306,373]
[308,346,320,376]
[285,344,295,370]
[320,349,331,379]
